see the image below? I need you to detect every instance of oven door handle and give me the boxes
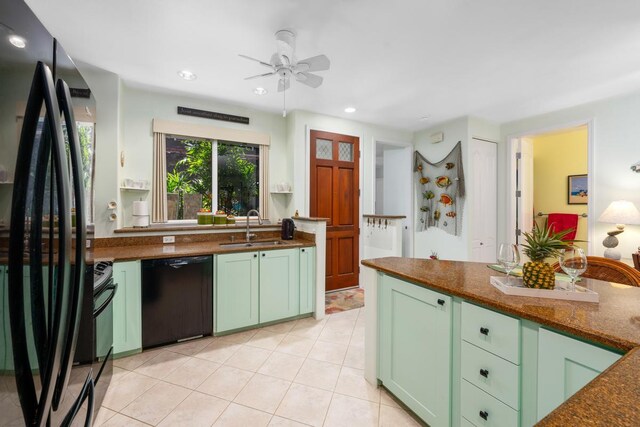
[93,283,118,318]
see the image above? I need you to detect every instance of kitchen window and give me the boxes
[151,119,270,224]
[165,135,260,220]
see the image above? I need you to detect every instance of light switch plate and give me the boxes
[163,235,175,244]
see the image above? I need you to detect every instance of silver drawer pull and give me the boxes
[479,410,489,420]
[480,368,489,378]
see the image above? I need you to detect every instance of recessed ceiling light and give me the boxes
[254,87,267,95]
[177,70,196,81]
[344,107,356,113]
[9,35,26,49]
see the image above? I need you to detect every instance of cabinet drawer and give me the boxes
[461,341,519,410]
[462,417,477,427]
[461,302,520,363]
[461,380,519,427]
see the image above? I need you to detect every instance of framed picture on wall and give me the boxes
[568,174,588,205]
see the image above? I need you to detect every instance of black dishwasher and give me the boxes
[142,256,213,348]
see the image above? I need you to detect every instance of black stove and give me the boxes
[69,260,116,421]
[94,261,114,292]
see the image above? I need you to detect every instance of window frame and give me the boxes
[164,135,263,222]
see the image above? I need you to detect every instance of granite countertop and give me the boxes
[361,257,640,351]
[537,347,640,426]
[361,257,640,426]
[93,237,315,262]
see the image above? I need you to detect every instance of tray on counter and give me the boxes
[490,275,599,303]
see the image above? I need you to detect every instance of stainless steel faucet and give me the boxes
[246,209,263,241]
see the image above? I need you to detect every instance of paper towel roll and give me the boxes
[133,215,149,228]
[133,201,149,216]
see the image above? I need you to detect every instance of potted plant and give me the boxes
[521,224,574,289]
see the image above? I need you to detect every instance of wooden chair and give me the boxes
[551,256,640,287]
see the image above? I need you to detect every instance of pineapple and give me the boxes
[521,224,573,289]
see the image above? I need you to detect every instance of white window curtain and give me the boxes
[152,132,168,223]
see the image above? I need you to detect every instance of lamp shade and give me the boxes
[598,200,640,225]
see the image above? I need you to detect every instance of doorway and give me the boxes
[509,125,590,253]
[309,130,360,292]
[374,141,413,257]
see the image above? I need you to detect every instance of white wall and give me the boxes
[413,117,470,260]
[76,63,123,238]
[117,85,291,229]
[287,110,413,219]
[412,116,501,261]
[501,90,640,259]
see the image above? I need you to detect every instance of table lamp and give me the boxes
[597,200,640,260]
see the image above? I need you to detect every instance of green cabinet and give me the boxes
[259,248,300,323]
[379,274,452,427]
[112,260,142,356]
[215,247,315,334]
[299,247,316,315]
[215,251,259,333]
[536,328,620,421]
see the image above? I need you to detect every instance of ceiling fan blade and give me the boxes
[238,54,275,69]
[296,55,330,72]
[277,78,290,92]
[244,72,276,80]
[297,72,323,88]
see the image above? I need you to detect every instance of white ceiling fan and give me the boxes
[240,29,330,93]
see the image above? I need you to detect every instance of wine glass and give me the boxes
[497,243,520,285]
[559,246,588,292]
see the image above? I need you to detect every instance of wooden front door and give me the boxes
[310,130,360,292]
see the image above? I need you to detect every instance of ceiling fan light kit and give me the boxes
[240,28,330,116]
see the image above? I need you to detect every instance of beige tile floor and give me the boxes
[95,308,425,427]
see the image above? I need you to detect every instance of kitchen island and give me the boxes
[361,257,640,427]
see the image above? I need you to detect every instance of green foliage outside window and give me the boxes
[166,137,259,219]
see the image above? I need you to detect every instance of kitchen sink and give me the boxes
[220,240,290,249]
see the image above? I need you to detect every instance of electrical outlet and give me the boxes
[163,235,175,244]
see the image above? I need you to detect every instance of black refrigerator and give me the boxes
[0,0,110,425]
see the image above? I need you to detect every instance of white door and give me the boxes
[516,138,534,247]
[470,139,497,262]
[381,145,413,257]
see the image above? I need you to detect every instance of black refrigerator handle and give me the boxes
[8,60,72,427]
[60,371,95,427]
[52,78,87,411]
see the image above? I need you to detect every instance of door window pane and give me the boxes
[339,142,354,162]
[316,138,333,160]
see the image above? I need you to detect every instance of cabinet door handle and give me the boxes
[437,299,445,306]
[262,253,265,257]
[253,254,257,258]
[301,248,305,252]
[480,369,489,378]
[480,327,489,336]
[479,410,489,420]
